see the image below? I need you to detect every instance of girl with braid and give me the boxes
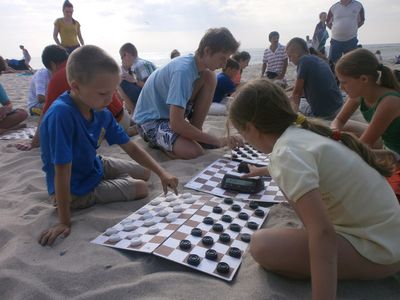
[228,79,400,300]
[331,48,400,159]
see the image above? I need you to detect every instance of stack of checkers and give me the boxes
[91,193,270,281]
[153,197,269,281]
[91,192,211,253]
[224,143,269,167]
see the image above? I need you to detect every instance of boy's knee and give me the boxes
[15,109,28,122]
[142,168,151,181]
[134,180,148,199]
[179,145,204,160]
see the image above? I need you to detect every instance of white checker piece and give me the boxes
[185,159,286,203]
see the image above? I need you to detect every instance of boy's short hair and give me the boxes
[269,31,279,41]
[196,27,240,57]
[223,58,240,72]
[287,37,310,54]
[119,43,138,58]
[67,45,120,84]
[42,45,69,69]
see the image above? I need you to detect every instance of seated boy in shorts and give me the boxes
[133,27,242,159]
[38,45,178,246]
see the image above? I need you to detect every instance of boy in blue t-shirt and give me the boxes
[209,58,240,115]
[133,27,242,159]
[39,45,178,246]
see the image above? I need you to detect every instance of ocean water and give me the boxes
[27,43,400,70]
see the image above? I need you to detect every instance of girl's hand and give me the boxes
[241,165,269,178]
[160,172,179,195]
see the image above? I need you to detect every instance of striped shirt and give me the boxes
[262,43,288,75]
[133,58,157,82]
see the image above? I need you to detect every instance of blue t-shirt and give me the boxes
[213,72,236,103]
[40,92,130,196]
[0,83,10,105]
[133,55,199,124]
[297,55,343,118]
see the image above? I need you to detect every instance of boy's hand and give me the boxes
[160,172,179,195]
[38,223,71,246]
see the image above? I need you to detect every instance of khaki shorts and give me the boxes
[51,157,147,209]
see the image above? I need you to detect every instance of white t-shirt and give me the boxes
[328,0,364,41]
[268,126,400,265]
[27,68,51,110]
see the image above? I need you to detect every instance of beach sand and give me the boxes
[0,63,399,299]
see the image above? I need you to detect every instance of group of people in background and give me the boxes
[0,0,400,299]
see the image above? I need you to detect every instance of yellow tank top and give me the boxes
[55,18,80,47]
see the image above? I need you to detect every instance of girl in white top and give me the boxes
[228,79,400,300]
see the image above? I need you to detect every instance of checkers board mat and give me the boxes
[185,159,285,203]
[91,192,270,281]
[0,127,36,140]
[223,143,270,166]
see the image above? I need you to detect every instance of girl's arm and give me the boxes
[294,189,337,300]
[119,141,178,195]
[77,26,84,46]
[53,24,61,46]
[361,95,400,147]
[38,163,72,246]
[330,97,359,130]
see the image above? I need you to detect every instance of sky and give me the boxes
[1,0,400,60]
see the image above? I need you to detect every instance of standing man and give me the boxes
[261,31,288,80]
[327,0,365,63]
[286,37,343,120]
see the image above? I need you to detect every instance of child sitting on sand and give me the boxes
[331,48,400,159]
[0,57,28,134]
[231,51,251,86]
[26,67,51,116]
[38,45,178,246]
[228,79,400,300]
[209,58,239,116]
[133,27,242,159]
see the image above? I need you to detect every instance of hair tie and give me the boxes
[377,64,384,71]
[295,114,306,125]
[331,130,341,141]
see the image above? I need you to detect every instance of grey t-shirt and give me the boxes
[297,55,343,118]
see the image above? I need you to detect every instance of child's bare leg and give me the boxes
[250,228,400,280]
[189,69,217,129]
[172,136,204,159]
[0,108,28,133]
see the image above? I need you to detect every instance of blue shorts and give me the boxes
[329,37,358,64]
[120,80,142,105]
[137,101,194,152]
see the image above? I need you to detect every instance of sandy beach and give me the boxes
[0,62,400,300]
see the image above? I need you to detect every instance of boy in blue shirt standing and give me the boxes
[39,45,178,246]
[133,27,241,159]
[209,58,240,115]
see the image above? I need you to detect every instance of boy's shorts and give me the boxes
[136,101,194,152]
[50,157,147,209]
